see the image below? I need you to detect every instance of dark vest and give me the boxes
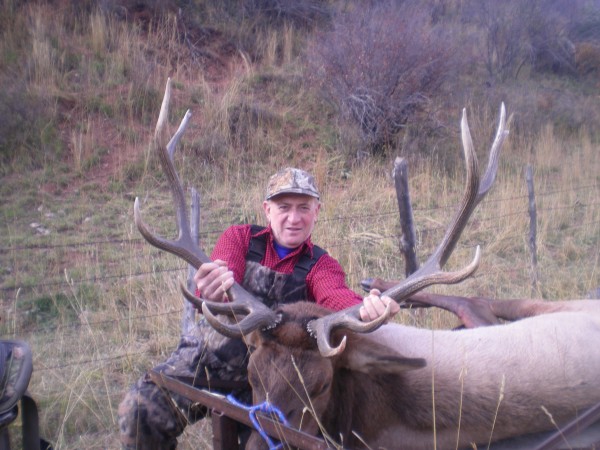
[186,227,328,382]
[242,225,326,308]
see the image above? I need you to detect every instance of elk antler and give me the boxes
[134,78,279,336]
[308,104,509,357]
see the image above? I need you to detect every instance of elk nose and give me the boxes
[360,278,374,292]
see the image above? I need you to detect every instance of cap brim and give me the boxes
[266,188,320,200]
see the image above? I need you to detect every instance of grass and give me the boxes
[0,2,598,448]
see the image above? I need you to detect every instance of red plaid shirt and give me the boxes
[210,224,362,311]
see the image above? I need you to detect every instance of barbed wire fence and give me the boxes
[0,182,598,374]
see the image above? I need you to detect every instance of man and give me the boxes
[118,168,399,449]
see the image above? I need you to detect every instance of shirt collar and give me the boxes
[254,224,315,258]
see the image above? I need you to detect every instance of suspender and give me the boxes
[247,225,268,264]
[247,225,326,280]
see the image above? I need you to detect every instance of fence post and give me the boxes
[393,157,419,276]
[525,165,540,296]
[182,187,200,334]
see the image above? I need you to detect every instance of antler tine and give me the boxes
[426,107,480,269]
[180,276,278,337]
[179,279,204,310]
[201,301,282,338]
[134,79,210,269]
[309,105,507,357]
[309,301,394,357]
[476,102,509,205]
[179,279,279,336]
[134,78,279,333]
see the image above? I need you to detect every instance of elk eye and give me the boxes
[248,344,257,353]
[317,382,331,396]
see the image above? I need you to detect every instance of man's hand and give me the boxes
[359,289,400,322]
[193,259,234,303]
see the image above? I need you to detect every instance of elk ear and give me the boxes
[336,334,426,374]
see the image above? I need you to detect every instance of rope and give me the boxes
[226,394,289,450]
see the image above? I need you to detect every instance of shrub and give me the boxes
[241,0,331,29]
[467,0,535,81]
[527,3,577,76]
[569,2,600,41]
[305,0,453,156]
[0,79,58,173]
[575,41,600,77]
[466,0,596,79]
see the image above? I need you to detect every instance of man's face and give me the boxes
[263,194,321,248]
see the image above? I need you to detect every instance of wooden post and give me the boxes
[182,187,200,334]
[212,410,241,450]
[525,165,540,296]
[393,157,419,276]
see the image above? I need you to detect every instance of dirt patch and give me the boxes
[47,17,242,195]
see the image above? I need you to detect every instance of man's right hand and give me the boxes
[193,259,234,302]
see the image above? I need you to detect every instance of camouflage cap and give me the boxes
[265,167,320,200]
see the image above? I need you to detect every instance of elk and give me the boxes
[135,79,600,449]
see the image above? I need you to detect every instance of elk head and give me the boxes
[244,301,427,448]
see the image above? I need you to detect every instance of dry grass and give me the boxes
[0,3,598,449]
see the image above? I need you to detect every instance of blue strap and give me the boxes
[227,394,289,450]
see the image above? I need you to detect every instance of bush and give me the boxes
[0,79,57,173]
[575,41,600,77]
[467,0,535,81]
[569,2,600,41]
[527,3,577,76]
[305,0,454,156]
[241,0,331,29]
[465,0,598,79]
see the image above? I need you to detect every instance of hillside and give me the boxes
[0,1,599,448]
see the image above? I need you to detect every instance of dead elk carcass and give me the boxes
[134,80,600,449]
